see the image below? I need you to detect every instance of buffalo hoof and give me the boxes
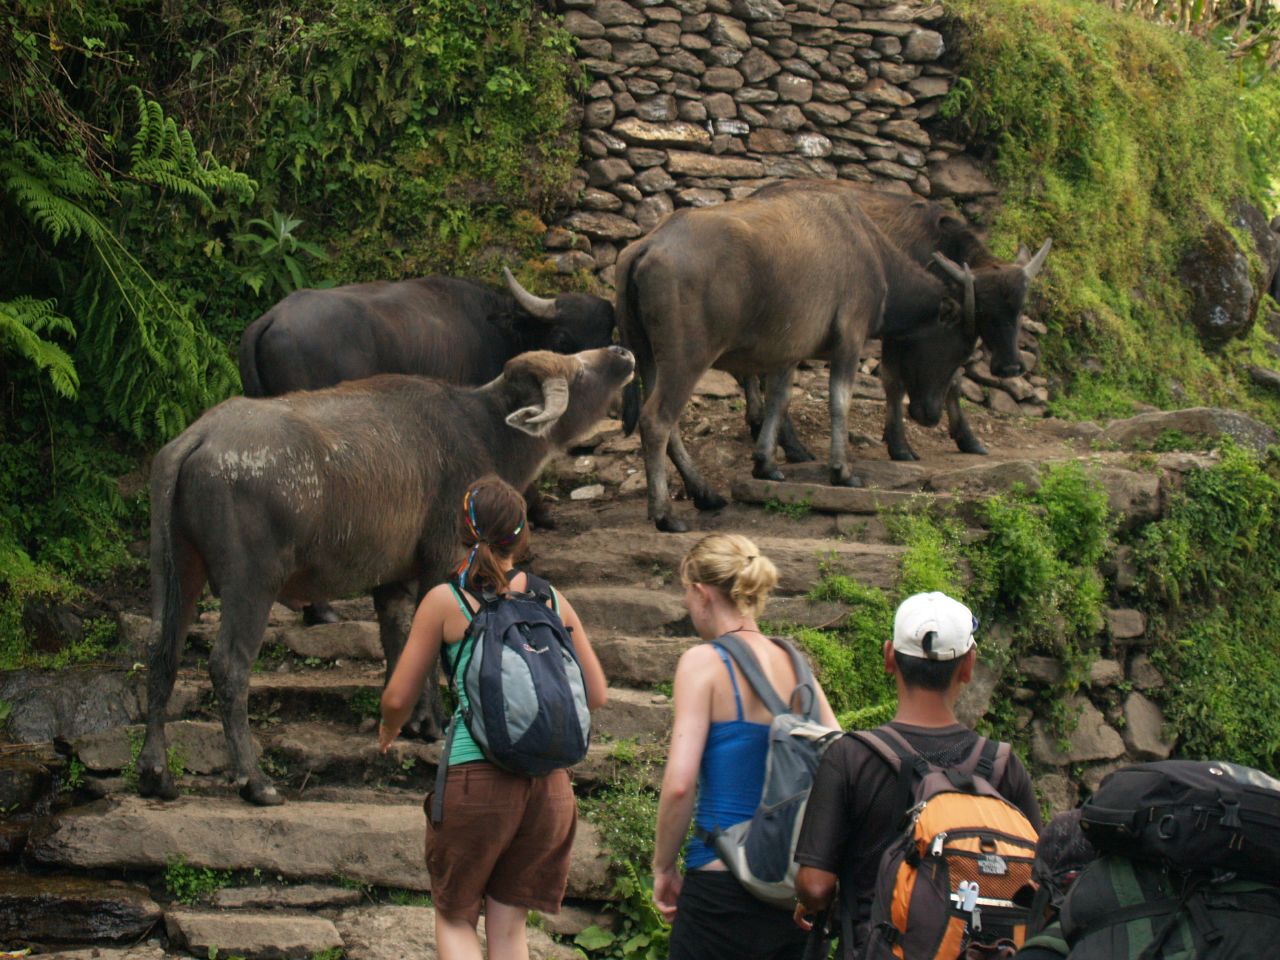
[137,765,179,801]
[693,492,728,512]
[302,603,340,626]
[831,468,865,488]
[240,778,285,806]
[656,515,690,533]
[888,447,919,462]
[956,437,989,456]
[404,718,443,743]
[752,462,786,482]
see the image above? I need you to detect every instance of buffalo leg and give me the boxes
[639,363,712,532]
[667,429,726,512]
[373,581,442,740]
[302,603,339,626]
[752,366,798,482]
[138,542,204,801]
[945,381,988,455]
[743,374,815,463]
[209,593,280,805]
[828,356,864,487]
[881,364,919,462]
[524,483,557,530]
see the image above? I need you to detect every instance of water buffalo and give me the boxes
[139,346,635,804]
[238,270,616,621]
[616,181,979,532]
[238,270,615,396]
[740,181,1051,462]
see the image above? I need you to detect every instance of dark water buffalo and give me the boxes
[238,269,615,396]
[238,270,616,622]
[616,181,979,532]
[139,346,635,804]
[741,181,1051,462]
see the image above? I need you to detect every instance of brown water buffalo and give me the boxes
[139,346,635,804]
[740,181,1051,462]
[238,270,616,622]
[616,181,979,532]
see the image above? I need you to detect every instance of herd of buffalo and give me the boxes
[137,179,1051,804]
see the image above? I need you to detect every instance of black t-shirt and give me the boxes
[794,722,1042,955]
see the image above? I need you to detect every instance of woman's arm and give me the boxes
[379,585,451,752]
[812,678,840,729]
[556,591,608,710]
[651,645,715,920]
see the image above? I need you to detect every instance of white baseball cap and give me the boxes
[893,592,977,660]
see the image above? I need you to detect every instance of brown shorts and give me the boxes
[424,761,577,925]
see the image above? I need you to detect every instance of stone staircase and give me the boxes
[4,387,1269,958]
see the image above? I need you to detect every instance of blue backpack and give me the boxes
[430,573,591,822]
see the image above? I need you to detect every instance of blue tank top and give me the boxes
[684,646,771,870]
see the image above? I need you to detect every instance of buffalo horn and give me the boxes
[1022,239,1052,281]
[932,253,976,333]
[503,267,559,321]
[523,376,570,425]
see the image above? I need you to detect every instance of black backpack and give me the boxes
[430,574,590,822]
[1079,760,1280,884]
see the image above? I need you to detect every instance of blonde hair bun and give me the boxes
[679,533,778,618]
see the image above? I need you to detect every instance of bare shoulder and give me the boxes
[676,642,720,675]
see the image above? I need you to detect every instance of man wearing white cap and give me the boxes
[790,592,1041,959]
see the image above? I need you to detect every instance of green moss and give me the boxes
[944,0,1280,425]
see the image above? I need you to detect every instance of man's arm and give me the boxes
[792,738,856,920]
[1001,751,1044,831]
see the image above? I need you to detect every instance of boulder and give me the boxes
[1128,653,1165,690]
[613,117,712,149]
[560,211,643,241]
[1122,691,1174,760]
[1106,608,1147,641]
[902,28,945,62]
[0,871,162,943]
[665,150,765,178]
[165,909,343,960]
[1031,697,1125,765]
[279,621,382,660]
[1100,407,1278,455]
[1231,198,1280,297]
[1035,773,1079,817]
[0,667,145,743]
[1088,659,1124,688]
[955,660,999,728]
[71,720,255,775]
[209,884,364,910]
[1017,656,1064,686]
[1180,220,1257,342]
[0,757,54,815]
[928,155,997,198]
[334,905,578,960]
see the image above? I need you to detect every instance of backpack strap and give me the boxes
[429,717,460,824]
[520,571,558,611]
[711,633,789,716]
[851,727,932,823]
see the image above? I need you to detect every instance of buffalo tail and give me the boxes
[236,312,272,397]
[617,246,653,437]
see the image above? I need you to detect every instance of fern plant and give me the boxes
[0,297,78,398]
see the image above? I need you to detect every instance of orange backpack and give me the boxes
[854,727,1039,960]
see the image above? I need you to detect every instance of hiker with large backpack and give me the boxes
[793,591,1042,960]
[379,475,608,960]
[1019,759,1280,959]
[652,534,842,960]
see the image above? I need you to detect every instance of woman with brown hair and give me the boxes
[653,533,840,960]
[379,474,608,960]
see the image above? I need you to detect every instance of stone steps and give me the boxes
[531,528,904,594]
[28,794,614,902]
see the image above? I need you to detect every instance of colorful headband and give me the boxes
[457,487,527,589]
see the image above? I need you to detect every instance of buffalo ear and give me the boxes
[506,406,557,437]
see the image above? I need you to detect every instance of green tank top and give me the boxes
[443,581,560,768]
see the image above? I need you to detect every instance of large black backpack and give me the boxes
[1079,760,1280,883]
[430,574,590,822]
[1058,759,1280,959]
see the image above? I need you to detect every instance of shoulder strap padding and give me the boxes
[713,633,816,718]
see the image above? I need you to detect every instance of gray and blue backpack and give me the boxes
[430,573,591,822]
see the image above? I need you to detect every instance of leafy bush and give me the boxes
[1137,442,1280,772]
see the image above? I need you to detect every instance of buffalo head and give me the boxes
[932,239,1051,379]
[501,345,634,443]
[882,302,978,429]
[503,268,616,355]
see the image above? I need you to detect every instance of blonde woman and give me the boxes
[652,534,839,960]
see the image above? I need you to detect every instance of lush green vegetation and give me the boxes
[1,1,582,661]
[943,0,1280,422]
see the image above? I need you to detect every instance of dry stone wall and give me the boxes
[546,0,1054,418]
